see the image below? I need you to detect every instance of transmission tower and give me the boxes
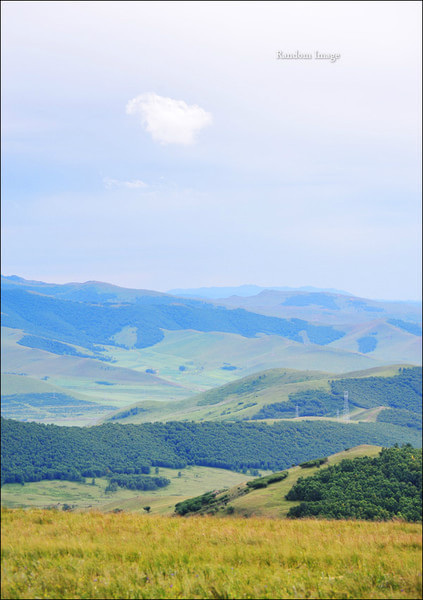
[343,390,350,421]
[295,405,299,419]
[336,408,340,420]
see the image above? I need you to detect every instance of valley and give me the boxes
[1,276,421,426]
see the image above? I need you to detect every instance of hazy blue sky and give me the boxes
[1,1,421,300]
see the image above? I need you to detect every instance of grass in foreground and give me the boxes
[1,509,421,599]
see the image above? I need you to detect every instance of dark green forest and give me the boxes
[377,408,422,431]
[1,417,421,486]
[286,445,422,522]
[107,473,171,491]
[330,368,421,412]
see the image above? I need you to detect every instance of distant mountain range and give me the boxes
[1,275,421,426]
[167,285,354,298]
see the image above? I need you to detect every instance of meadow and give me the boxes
[0,465,260,514]
[1,509,421,599]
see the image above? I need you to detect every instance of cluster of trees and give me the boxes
[110,406,148,421]
[1,417,421,487]
[246,471,288,489]
[286,445,422,521]
[175,491,222,516]
[107,474,170,491]
[17,335,92,359]
[299,457,328,469]
[357,336,378,353]
[252,390,339,419]
[387,319,422,336]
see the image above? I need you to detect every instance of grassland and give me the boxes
[0,465,262,514]
[1,326,388,410]
[2,509,421,599]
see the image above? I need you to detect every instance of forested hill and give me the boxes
[286,445,422,521]
[2,287,344,350]
[1,417,421,486]
[251,366,422,427]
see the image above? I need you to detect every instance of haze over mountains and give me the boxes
[167,285,353,299]
[1,275,421,426]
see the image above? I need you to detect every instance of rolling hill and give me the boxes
[105,365,422,428]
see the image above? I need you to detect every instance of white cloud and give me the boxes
[126,93,212,145]
[104,177,148,189]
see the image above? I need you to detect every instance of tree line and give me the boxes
[1,417,421,486]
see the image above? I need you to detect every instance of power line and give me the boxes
[343,390,350,421]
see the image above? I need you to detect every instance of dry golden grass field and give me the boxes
[1,508,421,599]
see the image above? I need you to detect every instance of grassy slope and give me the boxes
[106,364,411,424]
[327,319,422,364]
[103,328,388,379]
[1,328,193,420]
[226,445,383,518]
[0,374,116,426]
[2,322,389,424]
[2,326,382,392]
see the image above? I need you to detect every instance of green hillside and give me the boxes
[172,445,422,522]
[106,365,421,425]
[327,319,422,364]
[1,327,194,423]
[173,445,383,518]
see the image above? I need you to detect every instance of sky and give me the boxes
[1,1,421,300]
